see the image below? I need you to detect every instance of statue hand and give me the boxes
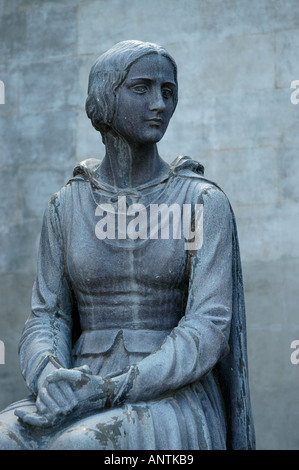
[44,365,107,409]
[15,365,106,428]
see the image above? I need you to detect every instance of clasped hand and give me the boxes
[15,365,106,428]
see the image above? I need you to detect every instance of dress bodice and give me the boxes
[62,173,198,334]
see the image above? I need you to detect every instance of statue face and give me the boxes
[112,53,177,144]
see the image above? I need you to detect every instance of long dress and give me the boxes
[0,156,255,450]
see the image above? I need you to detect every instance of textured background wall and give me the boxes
[0,0,299,450]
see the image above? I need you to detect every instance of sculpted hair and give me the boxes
[85,40,178,137]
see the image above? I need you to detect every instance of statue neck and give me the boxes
[99,132,169,189]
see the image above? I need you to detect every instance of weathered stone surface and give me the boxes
[19,57,80,115]
[17,166,72,220]
[0,111,77,168]
[244,259,299,449]
[0,273,33,410]
[24,3,77,61]
[0,219,41,276]
[16,110,77,167]
[199,146,280,206]
[277,145,299,203]
[0,166,19,225]
[234,202,299,263]
[168,34,275,96]
[275,29,299,89]
[0,8,26,63]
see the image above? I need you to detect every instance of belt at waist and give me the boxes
[73,328,172,356]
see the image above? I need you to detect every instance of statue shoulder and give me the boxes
[72,158,102,180]
[170,155,231,208]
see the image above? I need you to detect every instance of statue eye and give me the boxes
[131,85,148,94]
[162,87,173,99]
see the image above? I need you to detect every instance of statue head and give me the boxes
[85,40,178,140]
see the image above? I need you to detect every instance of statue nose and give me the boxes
[149,89,166,112]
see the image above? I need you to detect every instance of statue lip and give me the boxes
[146,117,163,125]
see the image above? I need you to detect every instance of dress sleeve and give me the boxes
[113,186,233,405]
[18,191,74,395]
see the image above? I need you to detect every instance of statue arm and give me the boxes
[111,186,233,405]
[16,190,115,428]
[18,191,74,396]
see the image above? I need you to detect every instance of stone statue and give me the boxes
[0,40,255,450]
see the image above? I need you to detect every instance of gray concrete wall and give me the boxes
[0,0,298,450]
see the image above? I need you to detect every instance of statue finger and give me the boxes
[74,365,93,375]
[14,409,52,428]
[46,368,82,385]
[47,381,78,414]
[37,386,63,416]
[46,382,70,408]
[58,380,79,405]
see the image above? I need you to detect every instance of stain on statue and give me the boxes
[0,41,255,450]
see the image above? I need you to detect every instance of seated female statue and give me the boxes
[0,40,255,450]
